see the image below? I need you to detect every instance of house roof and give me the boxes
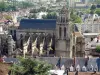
[73,32,83,37]
[19,19,56,30]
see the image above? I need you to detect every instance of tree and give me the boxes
[70,10,82,23]
[90,10,95,14]
[4,15,12,20]
[28,14,37,19]
[0,1,7,12]
[10,57,52,75]
[74,16,82,23]
[95,0,100,4]
[85,9,90,14]
[42,15,46,19]
[42,12,57,19]
[90,5,96,10]
[18,1,34,9]
[39,7,46,12]
[30,9,38,13]
[95,8,100,16]
[56,0,61,2]
[90,5,96,14]
[96,45,100,53]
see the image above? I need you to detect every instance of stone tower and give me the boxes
[55,6,71,57]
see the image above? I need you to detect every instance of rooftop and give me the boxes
[73,32,83,37]
[83,33,100,36]
[19,19,56,30]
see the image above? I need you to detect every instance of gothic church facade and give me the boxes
[10,7,72,57]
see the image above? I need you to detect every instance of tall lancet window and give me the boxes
[61,16,63,23]
[64,27,66,38]
[59,27,62,39]
[62,17,65,23]
[20,34,23,49]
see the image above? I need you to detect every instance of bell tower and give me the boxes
[55,6,71,57]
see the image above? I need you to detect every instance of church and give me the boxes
[10,7,73,57]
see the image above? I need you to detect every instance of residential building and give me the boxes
[85,34,100,57]
[76,14,100,33]
[68,0,92,8]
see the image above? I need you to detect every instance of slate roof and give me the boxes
[37,57,74,68]
[75,57,86,68]
[2,57,100,72]
[19,19,56,30]
[3,58,19,64]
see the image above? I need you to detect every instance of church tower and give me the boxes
[55,6,71,57]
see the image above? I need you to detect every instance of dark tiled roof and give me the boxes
[19,19,56,30]
[75,57,86,68]
[37,57,73,68]
[3,58,19,64]
[88,58,98,69]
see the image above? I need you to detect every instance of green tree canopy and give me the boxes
[90,5,96,14]
[30,9,38,13]
[42,12,57,19]
[0,1,17,12]
[0,1,7,12]
[56,0,61,2]
[70,10,82,23]
[95,8,100,16]
[21,1,33,9]
[96,45,100,53]
[28,14,37,19]
[90,5,96,10]
[10,57,52,75]
[4,15,12,20]
[39,7,46,12]
[95,0,100,4]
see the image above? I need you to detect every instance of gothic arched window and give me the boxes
[20,34,23,49]
[61,16,62,23]
[59,27,62,38]
[62,17,65,23]
[64,27,66,38]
